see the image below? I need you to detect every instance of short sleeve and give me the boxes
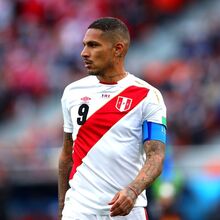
[143,88,167,127]
[61,88,73,133]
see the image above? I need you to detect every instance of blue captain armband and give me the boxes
[142,121,166,144]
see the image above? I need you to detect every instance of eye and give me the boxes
[88,42,99,48]
[90,43,97,48]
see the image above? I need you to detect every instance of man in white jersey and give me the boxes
[58,17,167,220]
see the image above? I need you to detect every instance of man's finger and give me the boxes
[108,192,119,205]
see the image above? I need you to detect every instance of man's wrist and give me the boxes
[127,185,139,198]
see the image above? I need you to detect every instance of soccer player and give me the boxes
[58,17,167,220]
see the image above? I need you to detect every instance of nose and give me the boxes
[81,46,89,58]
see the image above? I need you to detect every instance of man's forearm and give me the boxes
[58,155,73,219]
[129,140,165,195]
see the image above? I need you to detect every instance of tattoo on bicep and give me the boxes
[145,140,165,159]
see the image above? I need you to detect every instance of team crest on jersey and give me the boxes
[116,96,132,112]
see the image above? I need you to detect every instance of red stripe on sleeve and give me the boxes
[144,208,149,220]
[69,85,149,179]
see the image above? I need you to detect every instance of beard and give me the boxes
[85,60,114,77]
[87,70,101,76]
[87,68,105,77]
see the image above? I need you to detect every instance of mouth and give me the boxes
[83,60,93,67]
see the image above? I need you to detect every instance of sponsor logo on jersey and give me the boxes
[80,96,91,102]
[116,96,132,112]
[102,94,110,98]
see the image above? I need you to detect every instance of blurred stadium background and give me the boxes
[0,0,220,219]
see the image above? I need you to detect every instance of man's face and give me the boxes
[81,28,115,76]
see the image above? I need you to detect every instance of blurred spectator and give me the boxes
[143,22,220,145]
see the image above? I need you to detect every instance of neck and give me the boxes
[97,70,127,84]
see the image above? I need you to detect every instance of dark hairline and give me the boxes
[88,17,130,46]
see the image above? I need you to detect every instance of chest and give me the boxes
[67,85,147,140]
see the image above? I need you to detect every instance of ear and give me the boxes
[114,42,124,57]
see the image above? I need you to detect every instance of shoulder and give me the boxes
[129,73,165,104]
[61,75,98,101]
[129,73,161,93]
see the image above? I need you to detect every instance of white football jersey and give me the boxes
[61,73,166,216]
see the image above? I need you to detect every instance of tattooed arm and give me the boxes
[58,132,73,220]
[130,140,165,193]
[109,140,165,217]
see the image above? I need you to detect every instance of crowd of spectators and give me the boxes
[143,13,220,146]
[0,0,190,124]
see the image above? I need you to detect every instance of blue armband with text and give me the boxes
[142,121,166,144]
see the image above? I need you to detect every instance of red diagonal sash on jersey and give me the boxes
[69,85,149,179]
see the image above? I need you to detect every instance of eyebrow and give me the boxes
[83,40,101,46]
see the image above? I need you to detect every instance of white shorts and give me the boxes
[62,207,148,220]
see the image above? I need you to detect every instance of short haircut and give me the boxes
[88,17,130,53]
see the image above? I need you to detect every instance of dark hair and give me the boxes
[88,17,130,47]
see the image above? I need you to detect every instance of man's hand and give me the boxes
[108,140,165,217]
[108,187,137,217]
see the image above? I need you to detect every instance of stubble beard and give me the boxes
[86,61,114,77]
[87,70,102,76]
[87,67,106,77]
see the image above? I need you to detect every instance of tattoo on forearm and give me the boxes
[58,133,73,218]
[131,140,165,194]
[64,132,73,148]
[58,159,73,198]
